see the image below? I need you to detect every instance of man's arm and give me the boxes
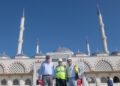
[66,66,69,82]
[39,62,44,76]
[52,64,55,77]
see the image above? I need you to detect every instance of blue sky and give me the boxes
[0,0,120,56]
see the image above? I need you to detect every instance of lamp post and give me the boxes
[81,61,89,86]
[33,63,37,86]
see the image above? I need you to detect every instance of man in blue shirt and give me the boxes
[107,77,113,86]
[39,55,55,86]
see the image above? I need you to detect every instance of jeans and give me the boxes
[68,77,77,86]
[56,78,66,86]
[42,75,53,86]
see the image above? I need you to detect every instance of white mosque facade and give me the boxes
[0,7,120,86]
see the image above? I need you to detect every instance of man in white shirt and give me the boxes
[66,58,78,86]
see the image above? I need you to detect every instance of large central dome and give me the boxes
[53,47,73,53]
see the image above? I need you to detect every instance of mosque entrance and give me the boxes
[113,76,120,83]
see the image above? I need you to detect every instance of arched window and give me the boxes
[87,77,95,83]
[95,60,113,71]
[113,76,120,83]
[25,79,31,85]
[101,77,107,83]
[1,79,7,85]
[13,79,19,85]
[78,62,91,73]
[9,63,25,73]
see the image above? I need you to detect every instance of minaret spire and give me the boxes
[97,5,109,54]
[23,8,25,17]
[16,9,25,55]
[36,39,40,55]
[86,39,90,56]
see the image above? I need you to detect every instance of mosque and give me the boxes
[0,6,120,86]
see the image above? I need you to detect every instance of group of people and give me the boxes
[37,55,113,86]
[38,55,79,86]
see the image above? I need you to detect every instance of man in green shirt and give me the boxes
[55,58,66,86]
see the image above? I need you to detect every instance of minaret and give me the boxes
[36,39,40,55]
[86,39,90,56]
[97,5,109,54]
[16,9,25,55]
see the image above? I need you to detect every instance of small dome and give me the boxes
[34,53,45,59]
[92,52,108,56]
[75,49,84,54]
[91,51,100,56]
[0,52,10,59]
[34,51,45,56]
[53,47,73,53]
[15,54,29,59]
[111,51,120,56]
[75,50,87,56]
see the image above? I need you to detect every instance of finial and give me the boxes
[2,51,6,55]
[23,8,25,17]
[97,4,101,15]
[60,44,64,48]
[37,38,39,45]
[85,36,88,41]
[86,38,88,44]
[77,49,80,53]
[85,36,90,44]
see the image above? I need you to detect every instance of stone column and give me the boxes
[8,79,12,86]
[20,79,25,86]
[96,77,101,86]
[82,76,89,86]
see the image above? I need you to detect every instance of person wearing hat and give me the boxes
[39,55,55,86]
[66,58,79,86]
[55,58,66,86]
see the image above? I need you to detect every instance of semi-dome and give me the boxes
[34,51,45,56]
[0,52,10,59]
[111,51,120,56]
[34,53,45,59]
[75,50,87,56]
[15,54,29,59]
[91,51,100,56]
[92,51,108,56]
[53,47,73,53]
